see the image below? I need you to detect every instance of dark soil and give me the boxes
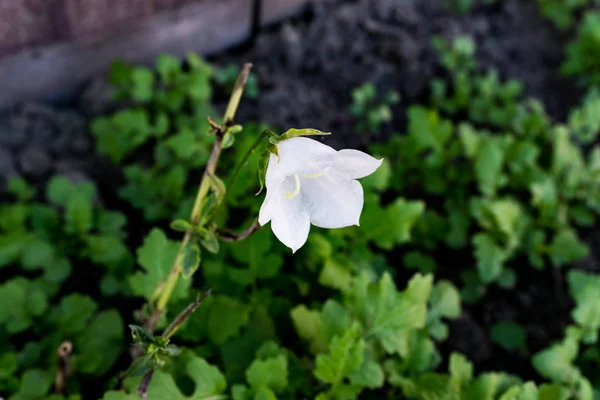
[1,0,598,386]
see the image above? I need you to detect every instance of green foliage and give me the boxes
[92,53,216,221]
[537,0,597,30]
[349,82,399,134]
[5,39,600,400]
[562,12,600,87]
[370,36,600,289]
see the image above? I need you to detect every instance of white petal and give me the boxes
[267,137,338,188]
[269,176,311,252]
[330,149,383,180]
[301,172,364,229]
[258,185,278,225]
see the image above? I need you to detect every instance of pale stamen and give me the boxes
[284,174,301,199]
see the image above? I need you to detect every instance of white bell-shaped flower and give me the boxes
[259,137,383,252]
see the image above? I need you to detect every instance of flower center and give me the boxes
[284,174,301,199]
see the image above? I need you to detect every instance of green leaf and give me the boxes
[207,295,251,345]
[124,353,227,400]
[449,352,473,389]
[348,359,385,389]
[548,229,589,268]
[51,293,97,334]
[131,68,155,102]
[77,310,124,375]
[0,278,48,334]
[246,355,288,393]
[156,53,181,83]
[475,137,506,197]
[16,369,53,398]
[181,239,201,279]
[20,239,55,270]
[8,177,36,201]
[130,228,189,301]
[361,158,391,191]
[429,280,461,319]
[532,327,582,384]
[472,233,508,283]
[318,259,353,293]
[567,270,600,342]
[65,190,94,235]
[314,324,365,386]
[171,219,193,232]
[46,176,75,205]
[490,321,526,352]
[357,273,432,355]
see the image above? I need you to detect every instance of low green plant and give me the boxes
[349,82,399,135]
[372,36,600,299]
[562,11,600,87]
[537,0,597,30]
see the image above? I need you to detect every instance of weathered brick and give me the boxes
[0,0,58,56]
[153,0,196,12]
[64,0,154,37]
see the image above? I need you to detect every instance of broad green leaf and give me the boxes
[348,358,384,389]
[449,353,473,389]
[472,233,508,283]
[65,190,94,235]
[130,228,189,301]
[246,355,288,393]
[475,137,506,197]
[548,229,589,268]
[532,327,582,384]
[15,369,53,398]
[77,310,124,375]
[490,321,527,352]
[429,281,461,319]
[0,278,48,334]
[207,295,251,345]
[318,259,353,293]
[51,293,98,334]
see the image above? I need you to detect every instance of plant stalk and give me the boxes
[145,63,253,332]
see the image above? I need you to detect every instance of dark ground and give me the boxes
[0,0,597,384]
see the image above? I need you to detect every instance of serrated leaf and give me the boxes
[314,324,365,386]
[207,295,251,345]
[130,228,189,301]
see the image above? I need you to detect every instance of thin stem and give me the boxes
[163,290,212,339]
[216,218,261,242]
[138,369,154,400]
[143,63,253,333]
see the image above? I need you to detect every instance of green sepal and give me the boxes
[269,128,331,145]
[170,219,193,232]
[222,132,235,149]
[256,151,270,196]
[227,124,243,135]
[207,173,226,202]
[181,238,202,279]
[129,324,155,346]
[197,228,220,254]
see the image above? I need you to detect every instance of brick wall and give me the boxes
[0,0,231,58]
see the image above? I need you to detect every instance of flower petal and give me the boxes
[269,176,311,252]
[301,172,364,229]
[267,137,338,188]
[258,184,278,225]
[330,149,383,180]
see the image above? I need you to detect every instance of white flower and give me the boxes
[259,137,383,252]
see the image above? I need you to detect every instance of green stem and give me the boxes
[144,63,253,332]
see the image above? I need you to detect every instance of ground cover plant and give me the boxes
[2,1,600,399]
